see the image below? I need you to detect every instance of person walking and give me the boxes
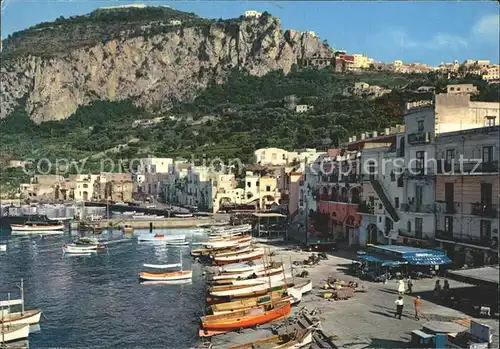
[407,277,413,294]
[413,296,422,320]
[398,279,406,295]
[434,280,442,300]
[443,280,450,303]
[394,296,404,319]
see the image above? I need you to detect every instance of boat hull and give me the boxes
[0,309,42,326]
[201,301,291,332]
[212,252,265,266]
[0,324,30,343]
[137,234,185,242]
[11,224,64,231]
[138,270,192,281]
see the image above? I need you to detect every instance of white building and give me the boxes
[245,10,262,18]
[169,20,182,26]
[295,105,314,113]
[139,157,173,174]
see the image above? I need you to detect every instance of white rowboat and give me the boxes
[143,263,182,269]
[137,234,185,242]
[62,244,98,254]
[0,324,30,343]
[11,223,64,232]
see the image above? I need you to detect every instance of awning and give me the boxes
[358,254,384,263]
[404,255,452,265]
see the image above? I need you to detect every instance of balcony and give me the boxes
[407,131,431,145]
[358,201,375,215]
[400,203,435,214]
[404,167,435,179]
[435,231,498,249]
[470,203,498,218]
[437,160,499,175]
[435,201,461,214]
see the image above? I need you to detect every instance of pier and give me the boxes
[70,217,215,230]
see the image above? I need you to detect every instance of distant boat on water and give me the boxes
[10,222,65,232]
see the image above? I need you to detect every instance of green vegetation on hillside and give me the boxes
[1,6,212,59]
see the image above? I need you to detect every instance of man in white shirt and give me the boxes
[394,296,404,319]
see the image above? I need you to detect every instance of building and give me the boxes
[352,54,373,69]
[169,19,182,26]
[295,105,314,113]
[138,157,173,174]
[244,10,262,18]
[254,148,290,166]
[446,84,478,95]
[334,54,354,72]
[483,65,500,83]
[434,126,499,267]
[353,82,392,98]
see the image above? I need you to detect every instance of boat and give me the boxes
[209,281,290,298]
[138,270,193,281]
[0,244,6,252]
[212,249,265,266]
[210,292,295,315]
[229,272,292,286]
[0,280,42,326]
[123,226,133,234]
[139,254,192,281]
[253,236,285,244]
[62,244,98,254]
[175,213,193,218]
[143,263,181,269]
[210,265,286,283]
[74,237,105,249]
[0,324,30,343]
[209,247,253,257]
[137,234,185,242]
[205,236,253,249]
[199,300,291,335]
[122,211,136,216]
[229,328,313,349]
[292,280,313,295]
[217,261,270,274]
[10,222,64,232]
[165,241,190,246]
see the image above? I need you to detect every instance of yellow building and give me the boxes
[258,176,280,209]
[352,54,373,69]
[483,65,499,83]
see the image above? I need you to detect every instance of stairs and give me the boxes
[370,178,400,222]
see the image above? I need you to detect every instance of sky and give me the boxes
[1,0,499,65]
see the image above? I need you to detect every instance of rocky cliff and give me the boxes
[0,9,333,123]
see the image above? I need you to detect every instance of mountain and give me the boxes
[1,6,333,122]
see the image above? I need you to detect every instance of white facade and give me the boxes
[139,157,173,174]
[245,10,262,18]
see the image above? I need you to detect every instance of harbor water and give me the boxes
[0,228,208,348]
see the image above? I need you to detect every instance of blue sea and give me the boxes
[0,228,209,348]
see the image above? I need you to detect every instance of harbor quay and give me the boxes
[208,243,499,349]
[69,217,215,230]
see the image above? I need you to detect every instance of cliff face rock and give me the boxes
[1,15,333,123]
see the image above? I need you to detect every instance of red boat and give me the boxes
[199,301,291,335]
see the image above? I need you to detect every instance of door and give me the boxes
[480,183,493,207]
[480,220,491,240]
[415,218,423,239]
[445,183,454,213]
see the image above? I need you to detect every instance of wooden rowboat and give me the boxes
[200,301,291,334]
[230,328,313,349]
[191,242,252,257]
[210,266,285,283]
[212,250,265,266]
[138,270,192,281]
[210,292,292,315]
[209,282,291,298]
[205,236,253,249]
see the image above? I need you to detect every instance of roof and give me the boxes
[367,245,452,265]
[447,265,499,286]
[252,213,287,218]
[369,245,446,256]
[358,254,407,267]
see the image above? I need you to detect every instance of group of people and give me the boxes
[394,277,420,320]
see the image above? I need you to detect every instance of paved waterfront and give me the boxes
[211,244,499,349]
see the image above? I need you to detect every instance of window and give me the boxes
[416,151,425,170]
[417,120,424,132]
[486,116,496,127]
[480,220,491,240]
[282,154,286,160]
[445,149,455,163]
[378,216,382,223]
[266,185,271,192]
[444,216,453,235]
[407,221,412,232]
[394,197,399,209]
[450,87,455,91]
[272,153,277,160]
[456,87,461,92]
[247,182,251,188]
[482,146,493,163]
